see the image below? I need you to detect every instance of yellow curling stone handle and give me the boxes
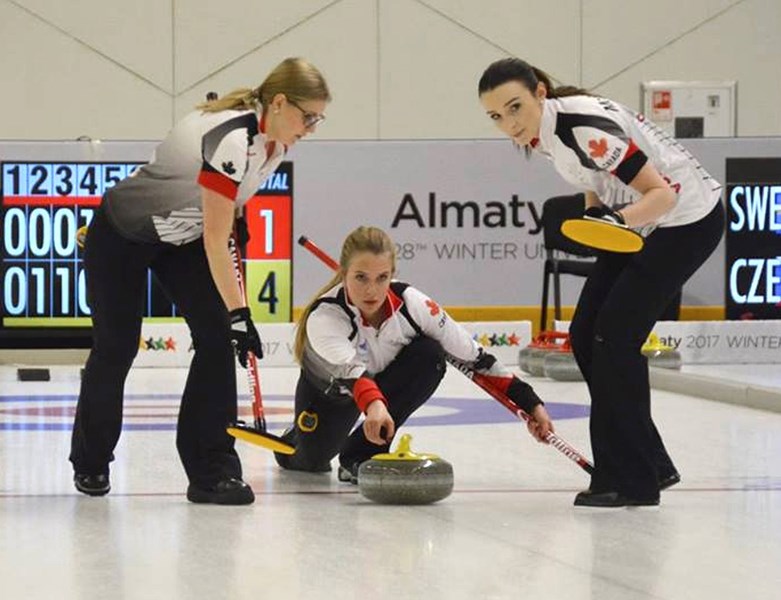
[642,333,674,352]
[370,434,440,461]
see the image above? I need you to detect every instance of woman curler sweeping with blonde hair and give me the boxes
[70,58,331,505]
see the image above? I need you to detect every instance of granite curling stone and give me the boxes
[358,434,454,505]
[543,336,583,381]
[642,333,682,370]
[519,333,547,374]
[526,331,570,377]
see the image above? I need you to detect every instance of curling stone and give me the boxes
[519,333,546,374]
[642,333,682,370]
[525,331,570,377]
[543,336,583,381]
[358,434,453,505]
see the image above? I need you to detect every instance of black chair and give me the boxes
[540,194,596,331]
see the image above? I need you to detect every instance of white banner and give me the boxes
[456,321,531,366]
[3,137,781,310]
[133,323,296,369]
[291,137,781,307]
[555,319,781,364]
[133,321,532,369]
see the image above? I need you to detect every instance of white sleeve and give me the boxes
[402,286,482,363]
[198,119,251,200]
[306,304,367,381]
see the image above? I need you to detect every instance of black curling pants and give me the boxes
[69,204,242,488]
[279,335,446,472]
[569,202,724,500]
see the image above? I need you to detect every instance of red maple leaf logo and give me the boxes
[588,138,608,158]
[425,299,440,316]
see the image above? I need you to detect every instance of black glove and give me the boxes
[473,348,497,371]
[229,307,263,367]
[472,349,543,414]
[583,205,626,227]
[507,378,544,414]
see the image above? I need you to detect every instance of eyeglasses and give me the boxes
[287,98,326,128]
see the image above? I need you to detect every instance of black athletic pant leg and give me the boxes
[569,203,724,498]
[70,206,154,475]
[151,239,242,488]
[279,336,446,472]
[276,375,361,472]
[339,336,446,469]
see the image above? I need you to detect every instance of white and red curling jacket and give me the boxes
[534,96,722,228]
[300,281,532,412]
[104,109,285,244]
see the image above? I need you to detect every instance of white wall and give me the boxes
[0,0,778,141]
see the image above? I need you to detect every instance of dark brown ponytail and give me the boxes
[479,58,589,98]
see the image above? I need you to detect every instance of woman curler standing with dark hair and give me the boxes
[478,57,724,507]
[70,57,331,505]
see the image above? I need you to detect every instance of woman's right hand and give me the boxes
[363,400,395,445]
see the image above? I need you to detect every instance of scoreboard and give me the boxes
[243,161,293,323]
[0,149,293,347]
[725,157,781,320]
[2,161,144,327]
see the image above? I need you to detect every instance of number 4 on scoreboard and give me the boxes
[257,271,278,314]
[245,260,291,323]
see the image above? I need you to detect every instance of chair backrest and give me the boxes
[541,194,595,258]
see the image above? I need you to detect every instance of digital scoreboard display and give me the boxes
[242,161,293,323]
[0,158,293,345]
[725,157,781,320]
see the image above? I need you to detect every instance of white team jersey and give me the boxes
[103,109,285,244]
[301,282,482,393]
[534,96,722,228]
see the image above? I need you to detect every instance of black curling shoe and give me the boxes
[659,471,681,491]
[574,490,659,508]
[186,477,255,505]
[337,462,360,485]
[74,473,111,497]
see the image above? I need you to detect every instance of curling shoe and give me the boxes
[273,426,331,473]
[186,477,255,505]
[659,471,681,491]
[74,473,110,497]
[337,462,360,485]
[574,490,659,508]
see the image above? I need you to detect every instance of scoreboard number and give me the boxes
[2,160,293,328]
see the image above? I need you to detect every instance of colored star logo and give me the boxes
[478,333,490,347]
[508,333,520,346]
[165,337,177,351]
